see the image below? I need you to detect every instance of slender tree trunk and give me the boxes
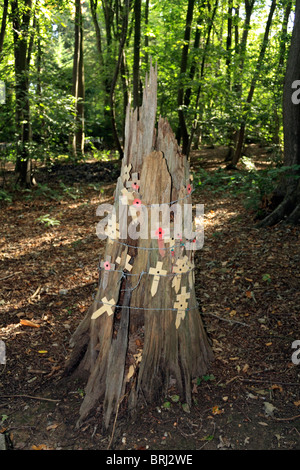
[186,0,218,157]
[71,0,85,159]
[109,0,130,159]
[0,0,8,59]
[258,0,300,226]
[64,64,213,433]
[90,0,104,68]
[176,0,195,154]
[12,0,34,187]
[226,1,233,87]
[230,0,277,167]
[144,0,150,69]
[133,0,141,110]
[183,8,203,111]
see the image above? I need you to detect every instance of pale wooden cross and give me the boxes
[105,220,120,244]
[174,286,190,329]
[120,187,135,205]
[91,297,116,319]
[149,261,167,296]
[100,255,116,289]
[172,256,189,293]
[121,163,132,183]
[116,253,133,273]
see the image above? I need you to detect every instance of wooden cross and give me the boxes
[100,255,116,290]
[126,172,140,192]
[172,256,189,293]
[91,297,116,319]
[174,286,190,329]
[121,163,132,183]
[186,258,195,289]
[105,220,120,244]
[120,187,135,205]
[149,261,167,297]
[116,252,133,272]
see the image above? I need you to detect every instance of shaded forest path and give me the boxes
[0,146,299,450]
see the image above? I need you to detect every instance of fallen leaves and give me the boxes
[20,319,40,328]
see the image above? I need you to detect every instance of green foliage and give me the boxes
[35,213,61,227]
[0,189,12,203]
[195,164,300,216]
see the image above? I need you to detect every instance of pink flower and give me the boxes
[133,198,142,207]
[187,183,192,194]
[132,181,140,191]
[155,227,165,239]
[104,261,111,271]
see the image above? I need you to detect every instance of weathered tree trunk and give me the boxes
[64,64,213,431]
[258,0,300,226]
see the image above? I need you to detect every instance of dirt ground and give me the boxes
[0,146,300,451]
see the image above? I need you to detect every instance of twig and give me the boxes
[201,312,249,327]
[0,272,22,281]
[107,397,123,450]
[272,414,300,422]
[0,394,60,403]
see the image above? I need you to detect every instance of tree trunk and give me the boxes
[258,0,300,226]
[64,64,213,432]
[0,0,8,59]
[229,0,277,167]
[176,0,195,154]
[133,0,141,110]
[186,0,218,158]
[12,0,34,187]
[71,0,85,159]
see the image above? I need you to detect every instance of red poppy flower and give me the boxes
[187,183,192,194]
[155,227,165,238]
[104,261,111,271]
[132,181,140,191]
[133,198,142,207]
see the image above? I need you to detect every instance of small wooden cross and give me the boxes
[172,256,189,293]
[125,254,133,272]
[100,255,116,289]
[91,297,116,319]
[174,286,190,329]
[105,220,120,244]
[126,172,140,192]
[115,252,133,272]
[149,261,167,296]
[121,163,132,183]
[120,187,135,205]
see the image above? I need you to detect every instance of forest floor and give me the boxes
[0,145,300,452]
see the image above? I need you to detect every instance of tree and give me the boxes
[258,0,300,226]
[228,0,277,167]
[0,0,9,59]
[63,64,213,431]
[176,0,195,154]
[12,0,35,186]
[133,0,141,109]
[71,0,85,158]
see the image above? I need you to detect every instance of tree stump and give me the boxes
[64,63,213,431]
